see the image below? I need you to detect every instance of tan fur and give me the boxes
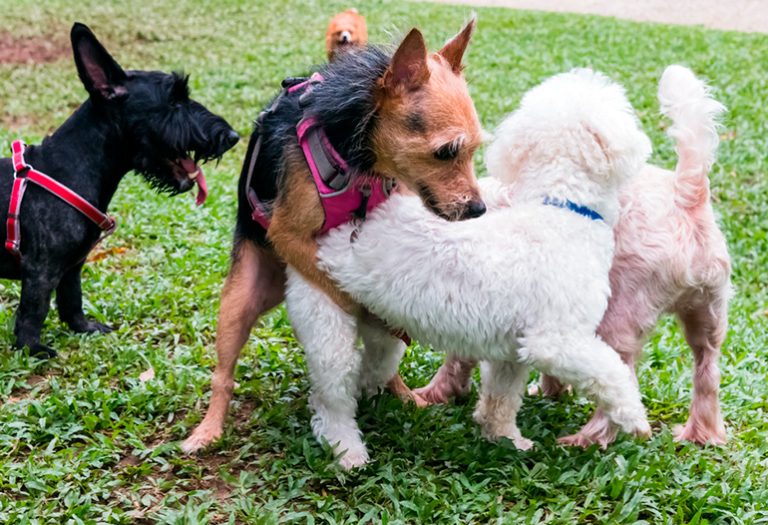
[182,240,284,453]
[270,22,483,313]
[373,58,483,219]
[184,20,484,453]
[325,9,368,61]
[267,147,360,314]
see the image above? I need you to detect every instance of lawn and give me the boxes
[1,0,767,523]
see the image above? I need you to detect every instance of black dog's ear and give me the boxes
[71,22,128,101]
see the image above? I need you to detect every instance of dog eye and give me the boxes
[433,143,460,161]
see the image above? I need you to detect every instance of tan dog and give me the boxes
[325,8,368,61]
[183,20,486,454]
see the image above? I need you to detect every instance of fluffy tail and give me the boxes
[658,65,726,209]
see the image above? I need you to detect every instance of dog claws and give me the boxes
[18,344,58,359]
[68,319,113,334]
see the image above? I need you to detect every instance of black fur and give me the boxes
[236,46,391,246]
[0,23,239,357]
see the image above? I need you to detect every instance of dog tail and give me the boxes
[658,65,725,209]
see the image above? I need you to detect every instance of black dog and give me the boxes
[0,23,239,357]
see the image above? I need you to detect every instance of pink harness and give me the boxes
[246,74,394,235]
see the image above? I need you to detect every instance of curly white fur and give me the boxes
[285,69,653,468]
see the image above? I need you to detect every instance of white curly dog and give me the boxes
[286,68,653,469]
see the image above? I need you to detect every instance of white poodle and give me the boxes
[285,69,653,469]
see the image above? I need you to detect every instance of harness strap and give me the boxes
[6,140,116,262]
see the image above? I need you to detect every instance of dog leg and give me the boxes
[674,298,728,444]
[528,375,569,397]
[358,318,426,406]
[472,360,532,450]
[56,262,112,334]
[413,354,476,405]
[14,272,60,358]
[520,334,650,442]
[182,240,285,454]
[284,267,368,469]
[557,324,643,448]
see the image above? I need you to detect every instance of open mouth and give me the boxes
[172,157,208,206]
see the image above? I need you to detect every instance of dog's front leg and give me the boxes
[285,266,368,470]
[56,262,112,334]
[182,239,285,454]
[14,270,60,358]
[473,360,533,450]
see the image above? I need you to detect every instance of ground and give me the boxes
[426,0,768,33]
[0,0,767,523]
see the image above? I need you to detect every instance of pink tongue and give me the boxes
[195,167,208,206]
[180,158,197,173]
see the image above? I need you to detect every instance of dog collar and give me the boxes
[542,196,604,222]
[6,140,116,263]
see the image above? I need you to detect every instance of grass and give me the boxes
[1,0,767,522]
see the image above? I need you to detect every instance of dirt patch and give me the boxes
[0,32,68,65]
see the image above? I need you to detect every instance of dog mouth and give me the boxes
[416,183,454,221]
[172,157,208,206]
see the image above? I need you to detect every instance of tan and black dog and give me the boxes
[183,20,485,453]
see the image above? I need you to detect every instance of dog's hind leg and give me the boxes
[284,267,368,469]
[673,295,728,444]
[413,354,476,405]
[56,262,112,334]
[14,270,60,358]
[557,320,645,448]
[520,334,650,442]
[182,240,285,454]
[472,359,532,450]
[357,318,426,406]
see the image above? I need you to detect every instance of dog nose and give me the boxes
[463,200,486,219]
[340,31,351,43]
[223,130,239,149]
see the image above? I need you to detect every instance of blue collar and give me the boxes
[542,196,604,222]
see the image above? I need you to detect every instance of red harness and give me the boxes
[6,140,116,262]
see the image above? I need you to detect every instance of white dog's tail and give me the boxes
[658,65,725,209]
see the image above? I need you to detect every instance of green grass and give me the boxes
[1,0,767,522]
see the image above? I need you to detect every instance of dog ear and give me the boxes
[381,28,430,92]
[438,17,476,74]
[71,22,128,102]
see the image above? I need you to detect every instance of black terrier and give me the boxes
[0,23,239,357]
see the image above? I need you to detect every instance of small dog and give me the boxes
[325,8,368,61]
[416,65,731,448]
[285,69,653,468]
[182,21,485,454]
[0,23,239,357]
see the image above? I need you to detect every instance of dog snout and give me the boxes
[340,31,351,43]
[213,128,240,156]
[223,129,240,149]
[462,199,486,220]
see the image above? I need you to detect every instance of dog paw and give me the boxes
[69,319,113,334]
[673,422,726,445]
[336,445,370,470]
[412,384,454,405]
[181,424,222,454]
[558,431,613,449]
[513,436,535,451]
[18,344,57,359]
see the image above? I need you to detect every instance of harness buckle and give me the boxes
[5,240,20,256]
